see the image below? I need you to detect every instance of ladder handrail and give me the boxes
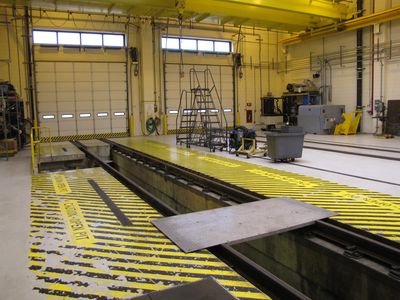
[204,68,228,129]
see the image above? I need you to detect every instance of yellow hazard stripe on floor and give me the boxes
[112,138,400,242]
[30,168,269,300]
[40,132,129,143]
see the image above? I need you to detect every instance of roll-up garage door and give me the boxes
[35,61,128,139]
[164,64,234,132]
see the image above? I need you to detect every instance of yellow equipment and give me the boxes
[334,109,362,135]
[235,138,267,158]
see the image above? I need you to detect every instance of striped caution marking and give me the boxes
[112,138,400,242]
[40,132,129,143]
[30,168,269,300]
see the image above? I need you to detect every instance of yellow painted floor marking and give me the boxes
[30,168,269,300]
[51,173,71,194]
[112,138,400,242]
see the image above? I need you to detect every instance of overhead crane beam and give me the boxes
[282,6,400,45]
[210,0,352,20]
[183,0,331,29]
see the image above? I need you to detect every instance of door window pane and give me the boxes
[103,34,124,47]
[58,32,80,45]
[33,31,57,45]
[198,40,214,52]
[81,33,102,46]
[180,39,197,51]
[214,41,230,53]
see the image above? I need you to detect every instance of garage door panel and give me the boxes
[92,63,108,72]
[109,63,125,72]
[93,91,109,100]
[110,91,126,100]
[92,72,109,81]
[77,119,94,134]
[75,91,92,101]
[56,72,74,82]
[40,120,58,135]
[109,73,126,82]
[110,82,126,91]
[74,63,91,72]
[38,102,57,112]
[92,82,110,91]
[74,73,92,82]
[36,61,128,137]
[57,101,75,111]
[37,82,56,92]
[74,82,92,91]
[56,82,74,92]
[38,73,56,82]
[38,92,56,103]
[56,62,73,72]
[94,101,109,110]
[36,62,55,73]
[111,100,127,110]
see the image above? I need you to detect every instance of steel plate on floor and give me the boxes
[152,197,337,253]
[132,277,238,300]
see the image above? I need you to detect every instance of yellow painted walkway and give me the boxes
[30,168,268,300]
[112,137,400,242]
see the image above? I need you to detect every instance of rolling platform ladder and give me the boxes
[176,68,227,151]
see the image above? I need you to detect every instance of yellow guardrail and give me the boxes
[30,126,52,173]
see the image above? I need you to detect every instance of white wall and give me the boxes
[284,0,400,133]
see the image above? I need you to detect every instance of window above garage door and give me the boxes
[33,29,125,48]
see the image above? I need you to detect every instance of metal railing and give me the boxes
[30,126,52,173]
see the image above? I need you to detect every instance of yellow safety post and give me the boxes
[129,114,135,137]
[163,113,168,135]
[236,111,241,126]
[334,109,363,135]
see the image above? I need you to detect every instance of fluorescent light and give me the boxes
[79,113,91,118]
[210,109,219,113]
[42,114,55,119]
[199,109,206,113]
[183,109,193,114]
[97,112,108,117]
[114,112,125,116]
[168,110,178,114]
[224,108,232,112]
[61,114,74,119]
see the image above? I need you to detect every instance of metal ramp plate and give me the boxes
[132,277,238,300]
[152,197,337,253]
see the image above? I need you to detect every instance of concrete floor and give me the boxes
[0,133,398,299]
[0,149,40,300]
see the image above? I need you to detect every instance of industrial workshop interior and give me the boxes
[1,0,400,299]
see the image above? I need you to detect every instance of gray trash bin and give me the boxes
[266,126,305,161]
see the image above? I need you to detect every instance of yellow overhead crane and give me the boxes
[2,0,356,32]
